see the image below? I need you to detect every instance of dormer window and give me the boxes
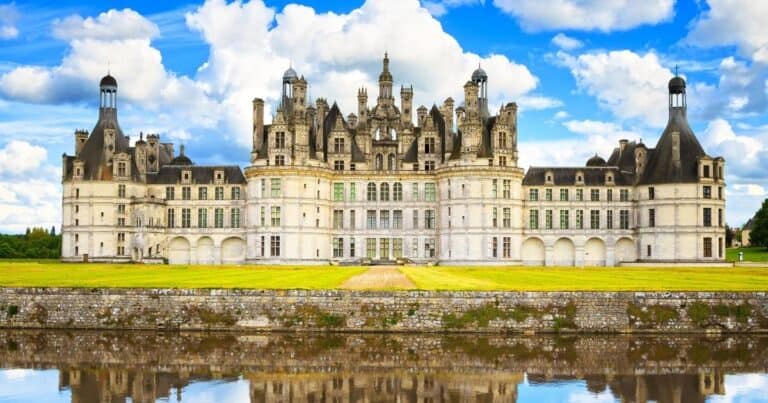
[703,165,710,178]
[545,171,554,185]
[575,171,584,185]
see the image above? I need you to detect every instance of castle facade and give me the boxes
[61,55,726,265]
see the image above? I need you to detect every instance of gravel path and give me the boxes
[339,266,416,290]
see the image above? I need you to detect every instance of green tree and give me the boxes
[750,198,768,248]
[725,224,733,247]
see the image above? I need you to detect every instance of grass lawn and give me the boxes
[0,260,366,289]
[727,247,768,262]
[400,266,768,291]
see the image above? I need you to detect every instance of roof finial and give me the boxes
[674,64,679,77]
[180,143,185,156]
[107,60,111,75]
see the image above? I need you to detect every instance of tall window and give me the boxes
[560,210,569,229]
[590,189,599,201]
[503,180,511,199]
[393,182,403,201]
[231,208,241,228]
[492,208,498,228]
[367,210,377,229]
[232,187,241,200]
[425,183,436,201]
[607,189,613,201]
[215,187,224,200]
[167,208,175,228]
[545,210,553,229]
[393,238,403,258]
[607,210,613,229]
[118,162,126,176]
[366,238,376,258]
[275,132,286,148]
[350,210,356,229]
[118,184,126,198]
[492,237,498,258]
[260,206,265,226]
[198,208,207,228]
[619,210,629,229]
[718,208,723,227]
[703,185,712,199]
[492,179,498,198]
[503,208,511,228]
[498,156,507,167]
[182,187,191,200]
[703,237,712,257]
[703,208,712,227]
[215,208,224,228]
[350,183,356,200]
[425,210,435,229]
[529,210,539,229]
[620,189,629,201]
[393,210,403,229]
[271,179,281,197]
[270,236,281,256]
[529,189,539,201]
[576,189,583,201]
[649,187,655,200]
[388,154,395,171]
[412,183,419,200]
[560,189,568,201]
[199,187,208,200]
[333,238,344,258]
[545,188,553,201]
[334,137,345,153]
[181,208,191,228]
[380,210,390,229]
[424,137,435,154]
[590,210,600,229]
[166,187,174,200]
[649,208,656,227]
[575,209,583,229]
[412,210,418,229]
[498,132,507,148]
[367,182,377,201]
[271,206,281,226]
[503,237,511,258]
[380,183,390,201]
[375,154,383,170]
[350,238,356,258]
[333,183,344,201]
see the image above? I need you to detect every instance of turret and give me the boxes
[400,85,413,125]
[99,74,118,120]
[347,113,358,129]
[292,76,307,117]
[357,88,368,127]
[463,80,479,120]
[252,98,265,152]
[471,64,489,118]
[377,53,393,104]
[74,129,88,155]
[281,66,298,111]
[417,105,428,127]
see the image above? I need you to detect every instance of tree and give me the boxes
[725,224,733,247]
[50,226,56,236]
[750,198,768,248]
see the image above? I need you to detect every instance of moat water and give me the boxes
[0,330,767,402]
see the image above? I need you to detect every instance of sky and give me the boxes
[0,0,766,233]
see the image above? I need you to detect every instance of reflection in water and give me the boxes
[0,330,766,402]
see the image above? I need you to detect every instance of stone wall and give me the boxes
[1,288,767,332]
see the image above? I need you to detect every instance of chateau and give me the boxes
[61,55,726,266]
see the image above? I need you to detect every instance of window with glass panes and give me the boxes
[181,208,191,228]
[182,187,191,200]
[270,236,281,256]
[575,209,583,229]
[503,180,511,198]
[333,183,344,201]
[620,189,629,201]
[393,183,402,201]
[231,187,241,200]
[560,210,569,229]
[167,208,175,228]
[350,238,356,257]
[215,208,224,228]
[607,210,613,229]
[198,208,207,228]
[425,183,436,201]
[270,206,280,226]
[492,179,498,198]
[411,183,419,200]
[590,189,599,201]
[545,210,553,229]
[425,209,435,229]
[199,187,207,200]
[366,238,376,258]
[590,210,599,229]
[703,208,712,227]
[380,183,390,201]
[334,160,344,171]
[380,238,390,259]
[380,210,390,229]
[492,207,498,227]
[703,185,711,199]
[529,189,538,201]
[333,210,343,229]
[412,210,418,229]
[503,208,511,228]
[703,237,712,257]
[576,189,583,201]
[231,208,241,228]
[270,179,281,197]
[334,137,345,153]
[619,210,629,229]
[393,210,402,229]
[393,238,403,258]
[367,210,376,229]
[118,184,126,198]
[333,238,343,258]
[607,189,613,201]
[367,183,377,201]
[529,209,539,229]
[560,189,568,201]
[546,188,552,201]
[649,208,655,227]
[349,183,356,200]
[260,206,265,226]
[166,187,174,200]
[503,237,511,258]
[215,187,224,200]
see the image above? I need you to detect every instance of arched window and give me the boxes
[375,154,383,171]
[387,154,395,171]
[367,182,377,201]
[393,183,403,201]
[380,183,390,201]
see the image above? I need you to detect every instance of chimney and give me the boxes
[252,98,264,151]
[347,113,358,129]
[417,105,428,127]
[442,97,454,131]
[74,129,88,155]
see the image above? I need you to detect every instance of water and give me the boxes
[0,330,767,402]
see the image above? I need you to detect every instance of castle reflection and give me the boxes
[2,331,758,403]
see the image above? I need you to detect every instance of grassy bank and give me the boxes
[727,247,768,262]
[0,261,365,289]
[399,266,768,291]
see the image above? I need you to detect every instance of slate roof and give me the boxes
[146,166,246,185]
[523,167,633,186]
[75,108,140,181]
[639,107,707,184]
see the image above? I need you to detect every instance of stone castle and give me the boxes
[61,54,726,265]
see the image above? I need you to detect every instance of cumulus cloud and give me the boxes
[422,0,483,17]
[690,57,768,119]
[731,184,766,197]
[0,140,47,176]
[492,0,675,32]
[0,3,19,40]
[701,117,765,179]
[686,0,768,63]
[52,9,159,41]
[551,33,583,50]
[558,50,672,127]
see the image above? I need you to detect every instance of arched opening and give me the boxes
[584,237,606,266]
[387,153,395,171]
[168,237,190,265]
[615,238,637,263]
[521,237,545,266]
[375,154,383,171]
[222,237,246,265]
[197,237,214,265]
[553,237,575,266]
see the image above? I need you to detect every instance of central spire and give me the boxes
[378,52,393,101]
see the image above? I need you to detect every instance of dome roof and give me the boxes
[170,145,193,166]
[471,66,487,82]
[668,76,686,94]
[283,67,298,81]
[100,74,117,87]
[586,154,606,166]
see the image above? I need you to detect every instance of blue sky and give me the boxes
[0,0,766,233]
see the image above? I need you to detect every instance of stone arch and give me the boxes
[584,237,606,266]
[615,237,637,263]
[222,237,246,265]
[168,237,190,265]
[375,154,383,170]
[387,153,396,171]
[521,237,545,266]
[553,237,575,266]
[197,236,214,265]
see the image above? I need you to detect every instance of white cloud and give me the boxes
[421,0,484,16]
[492,0,675,32]
[52,9,159,41]
[686,0,768,63]
[552,33,583,50]
[709,374,768,403]
[0,140,47,176]
[701,117,766,178]
[558,50,672,127]
[731,184,766,197]
[689,57,768,119]
[0,3,19,40]
[553,110,570,120]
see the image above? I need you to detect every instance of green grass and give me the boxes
[727,247,768,262]
[399,266,768,291]
[0,261,366,289]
